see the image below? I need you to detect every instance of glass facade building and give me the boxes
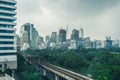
[59,29,67,42]
[0,0,17,72]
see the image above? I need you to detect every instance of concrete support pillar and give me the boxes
[43,69,46,76]
[36,65,39,72]
[2,64,4,72]
[39,67,43,74]
[55,74,59,80]
[12,69,14,78]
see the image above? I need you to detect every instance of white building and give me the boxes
[15,34,20,51]
[0,74,15,80]
[0,0,17,72]
[79,28,84,39]
[20,23,39,49]
[38,43,46,50]
[50,42,56,48]
[20,31,29,50]
[22,43,30,50]
[93,40,103,49]
[69,40,77,49]
[36,36,44,48]
[112,39,120,48]
[83,37,92,48]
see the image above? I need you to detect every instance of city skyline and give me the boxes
[19,23,119,50]
[16,0,120,40]
[0,0,119,80]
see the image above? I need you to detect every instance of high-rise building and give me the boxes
[0,0,17,72]
[83,37,92,48]
[112,39,120,48]
[31,26,38,48]
[15,34,20,51]
[45,35,50,47]
[105,36,112,49]
[71,29,79,41]
[20,23,33,46]
[77,38,84,48]
[36,36,42,48]
[92,40,102,48]
[20,31,29,50]
[39,36,44,44]
[45,35,50,43]
[69,40,77,49]
[20,23,39,49]
[51,32,57,43]
[79,28,84,39]
[58,28,66,43]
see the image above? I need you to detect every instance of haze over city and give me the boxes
[0,0,120,80]
[17,0,120,40]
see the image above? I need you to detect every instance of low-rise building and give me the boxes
[0,74,15,80]
[69,40,77,49]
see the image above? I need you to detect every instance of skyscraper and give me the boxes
[80,28,84,39]
[15,34,20,51]
[71,29,79,41]
[0,0,17,72]
[45,35,50,43]
[105,36,112,49]
[58,28,67,42]
[51,32,57,43]
[20,31,29,50]
[83,37,92,48]
[31,26,39,48]
[20,23,33,46]
[20,23,39,49]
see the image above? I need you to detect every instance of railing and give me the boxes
[40,62,93,80]
[21,53,93,80]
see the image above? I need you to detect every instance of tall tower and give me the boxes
[20,23,32,46]
[71,29,79,41]
[80,28,84,39]
[0,0,17,72]
[51,32,57,43]
[59,28,67,42]
[20,23,39,49]
[105,36,112,49]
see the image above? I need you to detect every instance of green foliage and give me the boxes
[40,75,51,80]
[109,54,120,66]
[24,48,120,80]
[17,53,41,80]
[20,72,39,80]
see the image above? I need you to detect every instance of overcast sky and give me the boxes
[16,0,120,40]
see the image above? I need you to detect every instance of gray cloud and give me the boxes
[17,0,120,40]
[17,0,42,14]
[17,0,120,17]
[40,0,120,18]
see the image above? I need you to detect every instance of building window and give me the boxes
[0,36,14,39]
[0,1,15,6]
[0,53,16,56]
[0,7,13,11]
[4,64,7,68]
[0,30,14,33]
[0,64,2,68]
[0,47,14,50]
[0,41,13,44]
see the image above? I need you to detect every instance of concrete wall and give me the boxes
[0,74,15,80]
[0,61,17,71]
